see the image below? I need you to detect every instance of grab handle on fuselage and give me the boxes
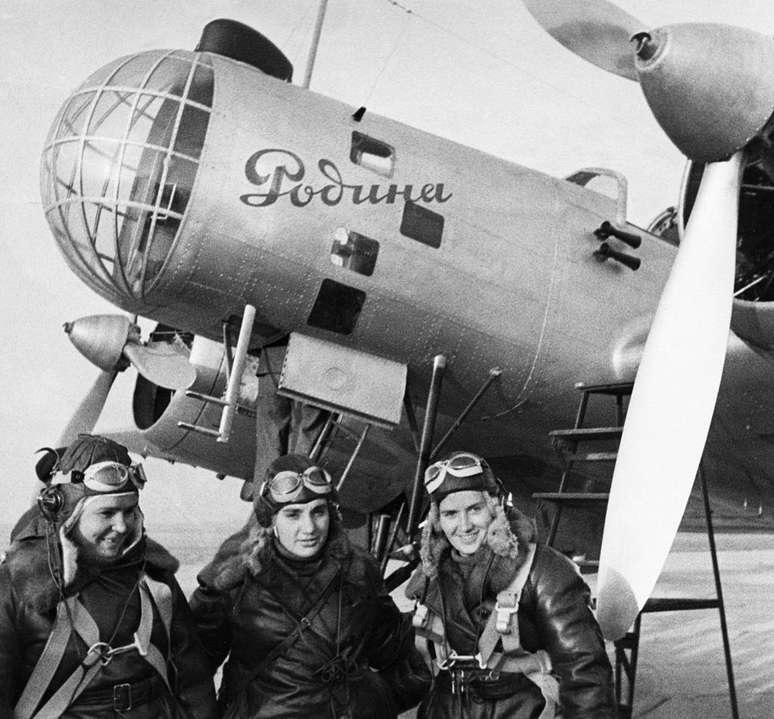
[177,304,256,444]
[218,305,256,442]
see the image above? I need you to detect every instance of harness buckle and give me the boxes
[314,655,357,685]
[436,650,487,671]
[85,642,113,666]
[495,589,520,634]
[85,634,145,667]
[132,630,148,657]
[411,603,429,630]
[113,683,132,712]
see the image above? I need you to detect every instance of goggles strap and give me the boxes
[264,467,333,504]
[83,461,144,492]
[425,455,487,494]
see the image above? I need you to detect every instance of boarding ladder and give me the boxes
[533,381,738,719]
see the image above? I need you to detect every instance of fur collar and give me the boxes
[413,501,536,594]
[200,513,351,591]
[2,530,179,613]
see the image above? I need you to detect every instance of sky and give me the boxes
[0,0,771,528]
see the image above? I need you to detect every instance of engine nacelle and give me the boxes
[131,336,257,479]
[650,158,774,351]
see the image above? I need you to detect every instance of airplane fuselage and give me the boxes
[42,49,774,526]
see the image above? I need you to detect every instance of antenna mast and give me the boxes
[302,0,329,89]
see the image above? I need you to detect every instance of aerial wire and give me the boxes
[360,11,412,105]
[277,2,316,69]
[378,0,645,130]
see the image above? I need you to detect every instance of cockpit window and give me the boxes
[40,50,213,302]
[350,132,394,177]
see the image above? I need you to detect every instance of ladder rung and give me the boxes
[184,392,256,418]
[177,421,221,438]
[550,427,623,442]
[642,597,720,613]
[561,451,618,463]
[185,390,228,407]
[574,380,634,396]
[533,492,609,505]
[575,559,599,572]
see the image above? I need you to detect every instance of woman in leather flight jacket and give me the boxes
[0,435,217,719]
[405,451,616,719]
[190,454,429,718]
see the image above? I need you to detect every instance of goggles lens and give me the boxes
[83,461,145,492]
[266,466,332,503]
[424,453,486,494]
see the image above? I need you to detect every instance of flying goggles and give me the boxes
[424,452,488,494]
[262,466,333,504]
[82,461,147,493]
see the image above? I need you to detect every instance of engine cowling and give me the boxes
[649,152,774,351]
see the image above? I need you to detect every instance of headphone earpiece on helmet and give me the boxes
[35,446,64,484]
[37,485,65,522]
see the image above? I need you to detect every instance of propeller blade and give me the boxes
[57,369,118,446]
[522,0,644,81]
[596,151,743,640]
[123,339,196,390]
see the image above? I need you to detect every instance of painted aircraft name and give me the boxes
[240,149,452,207]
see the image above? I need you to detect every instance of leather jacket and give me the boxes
[405,505,616,718]
[0,513,217,719]
[190,517,427,718]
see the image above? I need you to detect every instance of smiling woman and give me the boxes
[405,450,616,718]
[0,434,217,719]
[437,490,491,555]
[68,493,142,565]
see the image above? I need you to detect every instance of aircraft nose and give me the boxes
[40,49,214,307]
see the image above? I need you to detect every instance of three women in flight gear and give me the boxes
[190,454,429,718]
[406,451,616,718]
[0,434,217,719]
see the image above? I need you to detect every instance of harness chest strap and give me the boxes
[14,575,174,719]
[477,543,559,718]
[477,543,536,666]
[140,576,174,693]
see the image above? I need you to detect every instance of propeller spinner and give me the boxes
[524,0,774,639]
[65,315,195,391]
